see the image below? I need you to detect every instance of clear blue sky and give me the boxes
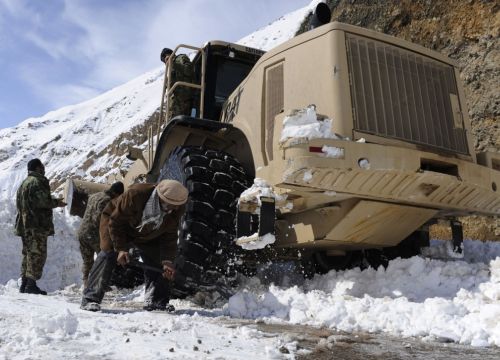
[0,0,309,129]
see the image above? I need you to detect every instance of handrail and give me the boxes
[151,44,207,170]
[159,44,206,126]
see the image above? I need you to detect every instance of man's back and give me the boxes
[15,171,55,236]
[78,191,112,240]
[169,54,194,118]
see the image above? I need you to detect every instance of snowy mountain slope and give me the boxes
[0,1,320,289]
[238,0,322,50]
[0,68,164,290]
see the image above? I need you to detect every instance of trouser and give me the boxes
[20,231,48,280]
[82,238,173,306]
[81,250,117,305]
[167,88,193,119]
[135,238,172,307]
[78,234,100,284]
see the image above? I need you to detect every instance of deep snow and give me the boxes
[227,243,500,347]
[1,239,499,359]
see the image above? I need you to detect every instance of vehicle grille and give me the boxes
[346,33,469,155]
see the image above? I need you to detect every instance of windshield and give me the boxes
[214,59,253,102]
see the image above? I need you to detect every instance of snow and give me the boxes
[0,239,499,358]
[238,178,286,208]
[0,283,298,359]
[302,170,313,182]
[0,0,499,356]
[226,240,500,347]
[279,105,340,143]
[321,145,344,158]
[238,0,323,51]
[358,158,371,170]
[236,233,277,250]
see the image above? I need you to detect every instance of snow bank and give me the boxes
[226,244,500,346]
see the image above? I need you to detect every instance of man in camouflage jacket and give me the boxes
[161,47,195,119]
[77,182,124,285]
[15,158,65,295]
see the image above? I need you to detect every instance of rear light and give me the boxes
[309,146,323,153]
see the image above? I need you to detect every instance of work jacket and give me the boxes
[78,191,112,243]
[15,171,58,236]
[99,183,182,253]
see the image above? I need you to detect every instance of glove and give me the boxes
[56,198,67,207]
[161,260,175,281]
[117,251,130,266]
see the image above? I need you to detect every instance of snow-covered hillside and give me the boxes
[0,68,164,290]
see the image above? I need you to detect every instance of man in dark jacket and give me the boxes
[81,179,188,312]
[77,182,124,286]
[15,158,66,294]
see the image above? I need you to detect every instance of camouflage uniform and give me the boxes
[77,191,113,283]
[168,54,194,119]
[15,171,59,280]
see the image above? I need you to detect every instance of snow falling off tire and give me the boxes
[159,146,250,298]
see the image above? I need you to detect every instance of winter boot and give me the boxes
[143,302,175,312]
[19,276,27,293]
[24,278,47,295]
[81,302,101,312]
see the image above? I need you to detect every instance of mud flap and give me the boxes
[236,196,276,238]
[451,220,463,254]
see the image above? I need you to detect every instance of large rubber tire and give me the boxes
[159,146,251,298]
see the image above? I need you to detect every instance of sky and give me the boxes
[0,0,310,129]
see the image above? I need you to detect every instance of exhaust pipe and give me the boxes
[309,2,331,30]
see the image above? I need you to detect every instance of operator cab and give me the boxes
[160,41,264,125]
[193,41,264,121]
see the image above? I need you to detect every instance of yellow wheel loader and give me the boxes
[66,4,500,296]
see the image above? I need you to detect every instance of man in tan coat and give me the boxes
[81,180,188,312]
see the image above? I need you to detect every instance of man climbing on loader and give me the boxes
[161,47,194,119]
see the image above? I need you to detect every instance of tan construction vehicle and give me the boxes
[67,4,500,296]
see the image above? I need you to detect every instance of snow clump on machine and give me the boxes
[280,105,341,143]
[235,178,288,250]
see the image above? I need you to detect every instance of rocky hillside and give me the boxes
[297,0,499,240]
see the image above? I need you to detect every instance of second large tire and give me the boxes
[159,146,251,297]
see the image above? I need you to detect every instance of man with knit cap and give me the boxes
[81,180,188,312]
[15,158,66,295]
